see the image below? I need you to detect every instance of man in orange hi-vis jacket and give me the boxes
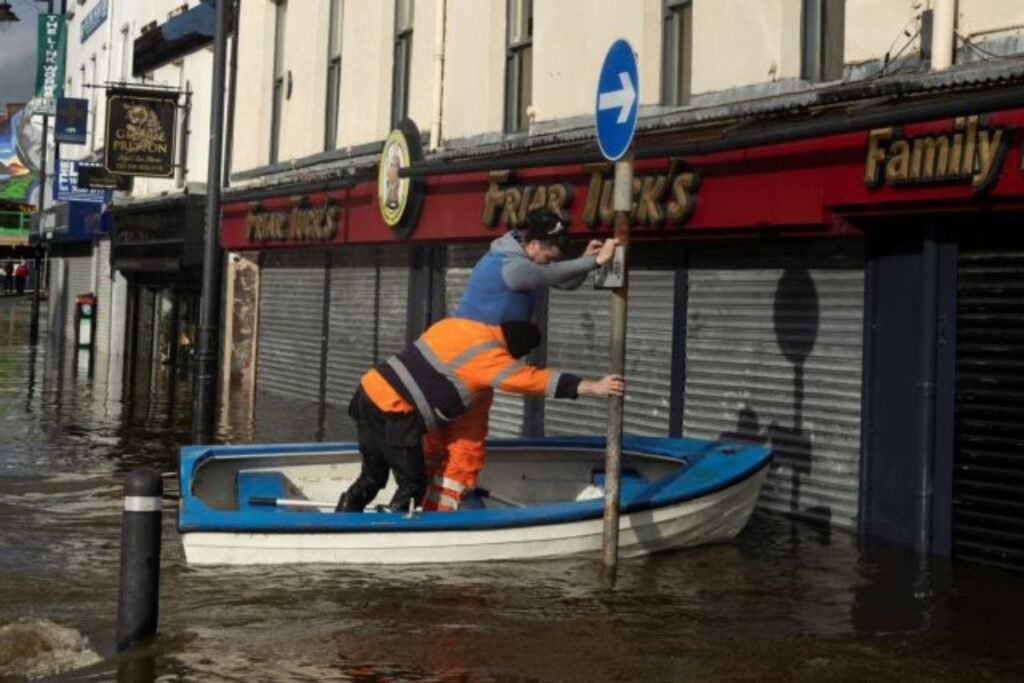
[336,318,624,514]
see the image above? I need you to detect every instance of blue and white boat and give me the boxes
[178,436,771,565]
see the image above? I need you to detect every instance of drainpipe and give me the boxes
[428,0,446,151]
[930,0,956,70]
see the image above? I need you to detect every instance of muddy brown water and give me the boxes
[0,299,1021,682]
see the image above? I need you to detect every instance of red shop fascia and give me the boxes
[220,110,1024,251]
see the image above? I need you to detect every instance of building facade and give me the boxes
[52,0,216,400]
[40,0,1024,573]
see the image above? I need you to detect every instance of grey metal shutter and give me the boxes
[376,247,411,359]
[325,248,377,408]
[95,239,112,356]
[683,240,864,529]
[954,246,1024,573]
[545,252,677,437]
[325,247,410,407]
[65,254,94,343]
[445,243,525,437]
[256,250,326,404]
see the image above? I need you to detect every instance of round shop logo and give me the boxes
[378,129,410,226]
[377,119,425,238]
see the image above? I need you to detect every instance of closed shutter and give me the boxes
[683,241,864,529]
[545,249,677,437]
[256,251,326,404]
[954,246,1024,572]
[376,248,411,359]
[325,247,410,406]
[445,243,525,437]
[65,254,94,343]
[95,239,112,356]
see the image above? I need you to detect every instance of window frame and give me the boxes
[503,0,533,133]
[661,0,692,107]
[390,0,414,127]
[269,0,288,165]
[324,0,343,150]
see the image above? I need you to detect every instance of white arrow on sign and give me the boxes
[598,72,637,125]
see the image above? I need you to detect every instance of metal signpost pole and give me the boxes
[601,153,633,583]
[192,0,230,439]
[593,39,639,584]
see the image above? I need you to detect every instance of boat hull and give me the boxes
[182,466,767,565]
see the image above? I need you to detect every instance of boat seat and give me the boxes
[591,468,648,500]
[237,471,288,509]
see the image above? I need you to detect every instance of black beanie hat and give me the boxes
[500,321,542,359]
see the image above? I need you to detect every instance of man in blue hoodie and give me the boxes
[453,207,617,325]
[417,209,619,510]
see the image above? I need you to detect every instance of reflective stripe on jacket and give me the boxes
[362,318,574,430]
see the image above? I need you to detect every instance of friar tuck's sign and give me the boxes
[865,115,1012,193]
[104,89,178,177]
[482,162,700,230]
[245,196,340,244]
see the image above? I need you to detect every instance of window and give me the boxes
[391,0,413,126]
[504,0,532,133]
[269,0,287,164]
[325,0,343,149]
[662,0,692,106]
[89,55,98,150]
[801,0,844,82]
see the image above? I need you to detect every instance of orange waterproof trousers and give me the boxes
[422,390,493,511]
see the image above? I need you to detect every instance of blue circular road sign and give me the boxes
[595,39,639,161]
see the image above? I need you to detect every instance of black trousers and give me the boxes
[342,387,425,513]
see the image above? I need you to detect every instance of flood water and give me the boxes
[0,297,1022,682]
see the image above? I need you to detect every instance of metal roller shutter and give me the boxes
[376,247,411,359]
[683,241,864,529]
[325,248,377,408]
[545,251,677,437]
[64,254,94,343]
[95,240,112,356]
[445,243,525,437]
[256,251,326,404]
[954,246,1024,573]
[324,247,410,406]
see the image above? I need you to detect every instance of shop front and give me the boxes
[221,109,1024,571]
[109,193,205,401]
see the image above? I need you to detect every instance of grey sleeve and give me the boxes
[502,255,599,290]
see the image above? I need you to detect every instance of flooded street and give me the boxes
[0,297,1022,682]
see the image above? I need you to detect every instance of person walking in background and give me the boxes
[14,261,28,295]
[3,260,13,293]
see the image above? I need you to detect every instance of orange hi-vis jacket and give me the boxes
[360,318,581,430]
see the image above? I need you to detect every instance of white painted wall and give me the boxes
[692,0,785,93]
[224,0,1024,171]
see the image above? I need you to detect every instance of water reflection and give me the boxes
[0,298,1021,682]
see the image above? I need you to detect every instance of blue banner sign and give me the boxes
[81,0,108,43]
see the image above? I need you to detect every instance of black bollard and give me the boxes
[116,468,163,652]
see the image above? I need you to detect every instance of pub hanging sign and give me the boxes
[104,89,178,177]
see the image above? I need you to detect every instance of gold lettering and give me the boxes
[962,116,978,176]
[503,186,523,228]
[885,140,910,183]
[481,171,509,227]
[546,183,573,222]
[973,127,1007,191]
[582,170,605,227]
[635,175,669,224]
[911,136,950,181]
[526,185,548,213]
[598,179,615,225]
[666,172,698,224]
[865,128,892,186]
